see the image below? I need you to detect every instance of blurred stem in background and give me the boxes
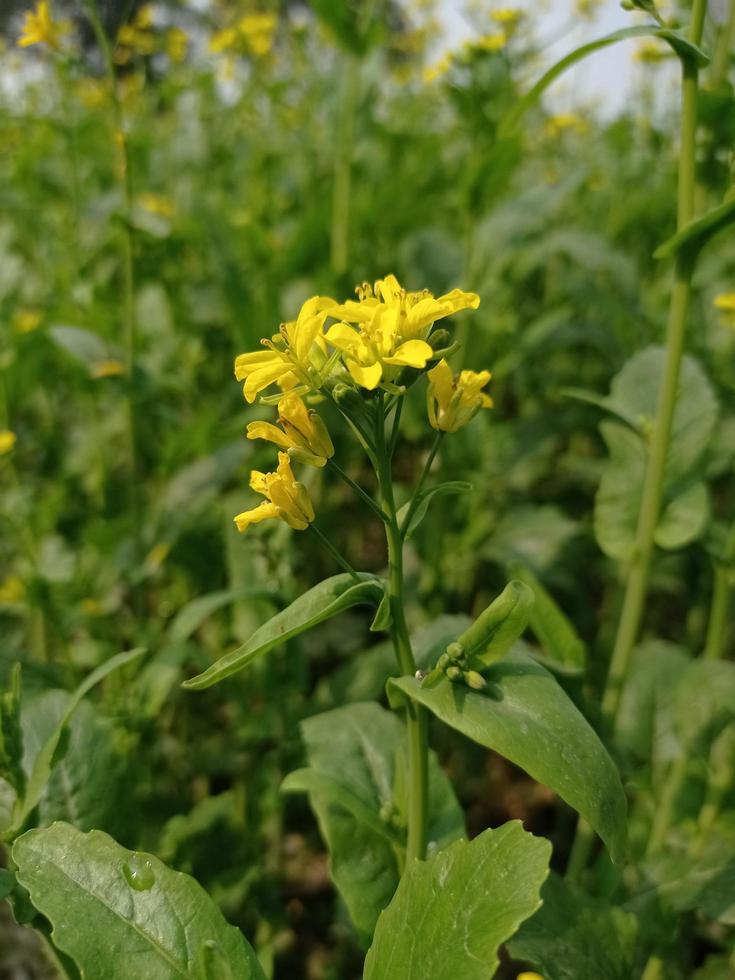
[568,0,708,882]
[84,0,143,601]
[601,0,707,729]
[330,52,360,277]
[711,0,735,88]
[704,520,735,658]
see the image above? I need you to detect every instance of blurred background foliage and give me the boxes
[1,0,735,976]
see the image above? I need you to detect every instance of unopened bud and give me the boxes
[464,670,486,690]
[445,665,462,681]
[332,383,364,411]
[445,642,464,662]
[429,329,451,352]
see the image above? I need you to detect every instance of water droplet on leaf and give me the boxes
[122,853,155,891]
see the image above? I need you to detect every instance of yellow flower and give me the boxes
[165,27,188,62]
[544,113,588,138]
[238,13,277,56]
[247,392,334,467]
[470,32,507,53]
[0,576,25,603]
[634,40,669,63]
[0,429,17,455]
[91,359,125,379]
[331,274,480,342]
[427,359,492,432]
[137,192,176,218]
[423,52,453,83]
[12,308,42,333]
[490,8,523,26]
[713,292,735,312]
[17,0,70,50]
[326,305,433,391]
[234,452,315,532]
[234,295,335,403]
[517,974,544,980]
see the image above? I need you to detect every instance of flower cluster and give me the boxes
[233,275,489,534]
[17,0,71,51]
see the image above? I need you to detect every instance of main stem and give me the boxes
[601,3,706,731]
[375,404,428,864]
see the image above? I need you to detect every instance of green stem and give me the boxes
[703,521,735,659]
[399,432,444,541]
[327,459,388,522]
[641,954,664,980]
[84,0,142,577]
[375,397,428,864]
[601,1,706,732]
[308,523,361,582]
[646,753,688,855]
[711,0,735,88]
[568,3,707,877]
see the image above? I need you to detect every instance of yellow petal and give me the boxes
[383,339,433,368]
[437,288,480,313]
[234,501,279,532]
[246,421,292,451]
[234,349,282,380]
[326,299,377,323]
[427,359,454,407]
[243,362,292,402]
[347,359,383,390]
[375,274,403,303]
[325,321,363,355]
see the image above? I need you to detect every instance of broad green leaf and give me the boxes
[182,574,384,690]
[508,872,638,980]
[509,565,586,675]
[363,821,551,980]
[168,588,275,642]
[484,505,579,572]
[21,694,128,834]
[501,25,708,135]
[641,832,735,925]
[397,481,472,540]
[673,659,735,754]
[281,702,464,940]
[10,648,145,835]
[391,654,627,864]
[594,349,717,561]
[13,823,266,979]
[655,194,735,261]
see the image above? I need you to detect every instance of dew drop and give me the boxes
[123,853,155,891]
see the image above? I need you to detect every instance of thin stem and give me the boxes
[399,432,444,541]
[601,0,706,732]
[569,2,707,876]
[374,395,428,863]
[641,955,664,980]
[308,523,361,582]
[711,0,735,89]
[388,397,403,459]
[703,520,735,659]
[327,458,388,522]
[84,0,142,577]
[646,753,688,855]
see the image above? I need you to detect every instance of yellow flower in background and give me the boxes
[544,113,588,138]
[517,973,544,980]
[115,4,156,63]
[234,295,335,402]
[634,40,669,63]
[91,359,125,379]
[469,32,507,53]
[239,13,277,56]
[75,77,109,109]
[247,392,334,467]
[165,27,188,63]
[0,430,17,455]
[12,309,42,333]
[0,576,25,603]
[427,359,492,432]
[137,192,176,218]
[490,7,523,26]
[234,452,315,532]
[713,292,735,312]
[17,0,70,50]
[423,52,452,83]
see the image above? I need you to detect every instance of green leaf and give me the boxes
[182,574,384,690]
[655,194,735,261]
[509,565,586,675]
[457,580,534,668]
[391,654,628,864]
[13,822,266,979]
[363,821,551,980]
[167,588,275,642]
[10,648,145,836]
[508,872,638,980]
[672,659,735,754]
[281,702,464,940]
[641,831,735,925]
[501,25,708,135]
[0,663,25,797]
[397,481,472,540]
[594,348,718,561]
